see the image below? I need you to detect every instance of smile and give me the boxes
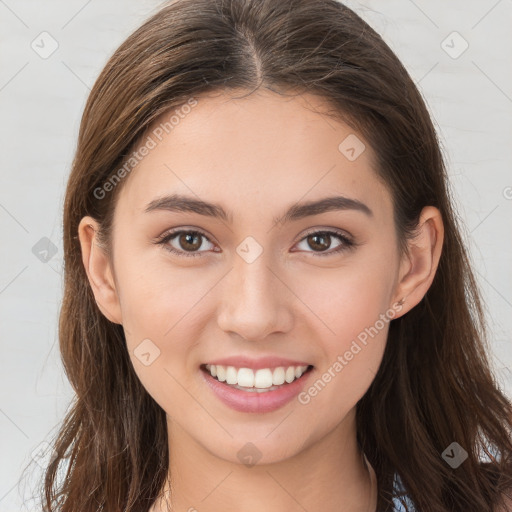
[200,363,315,413]
[202,363,313,390]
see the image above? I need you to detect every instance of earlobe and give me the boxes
[392,206,444,316]
[77,216,123,325]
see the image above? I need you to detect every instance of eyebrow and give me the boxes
[144,193,373,224]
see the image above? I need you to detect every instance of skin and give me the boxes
[78,89,444,512]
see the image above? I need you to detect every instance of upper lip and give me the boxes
[203,356,313,371]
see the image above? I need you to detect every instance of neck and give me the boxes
[151,409,377,512]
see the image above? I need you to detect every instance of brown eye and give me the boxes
[156,228,355,258]
[294,230,355,256]
[157,230,215,258]
[306,233,333,251]
[177,232,203,252]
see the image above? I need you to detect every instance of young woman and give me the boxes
[40,0,512,510]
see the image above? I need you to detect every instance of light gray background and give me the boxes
[1,0,511,510]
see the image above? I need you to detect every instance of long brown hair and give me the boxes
[37,0,512,510]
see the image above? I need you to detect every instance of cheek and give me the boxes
[114,254,218,410]
[299,283,390,416]
[110,253,202,411]
[306,278,389,374]
[295,256,395,405]
[296,253,395,341]
[116,256,207,413]
[113,237,213,339]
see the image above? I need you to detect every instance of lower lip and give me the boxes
[200,366,314,413]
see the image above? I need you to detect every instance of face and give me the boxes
[85,89,411,465]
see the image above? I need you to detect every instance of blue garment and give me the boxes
[392,494,416,511]
[391,472,416,511]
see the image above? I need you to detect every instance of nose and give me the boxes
[216,253,294,341]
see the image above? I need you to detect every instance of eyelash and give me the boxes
[154,228,356,258]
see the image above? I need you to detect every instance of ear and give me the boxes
[77,216,123,325]
[391,206,444,318]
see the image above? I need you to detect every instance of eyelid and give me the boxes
[291,228,356,257]
[154,226,356,257]
[298,226,354,244]
[154,227,217,258]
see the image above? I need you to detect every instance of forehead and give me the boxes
[115,89,392,222]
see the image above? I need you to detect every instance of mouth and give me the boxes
[200,363,315,392]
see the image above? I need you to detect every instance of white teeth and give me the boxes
[285,366,296,383]
[237,367,255,387]
[216,365,226,382]
[254,368,273,388]
[226,366,237,385]
[272,367,286,385]
[204,364,310,388]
